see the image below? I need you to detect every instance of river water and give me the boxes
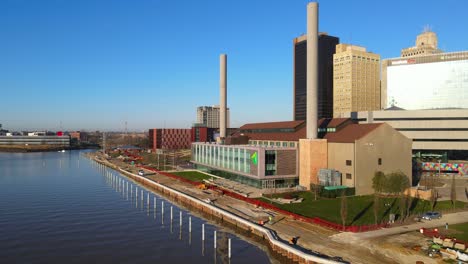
[0,151,273,264]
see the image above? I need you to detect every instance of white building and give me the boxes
[196,105,230,128]
[345,109,468,152]
[382,51,468,110]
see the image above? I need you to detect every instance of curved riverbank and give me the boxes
[88,153,346,264]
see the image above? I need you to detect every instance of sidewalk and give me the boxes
[331,211,468,242]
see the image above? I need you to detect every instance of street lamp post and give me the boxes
[438,159,441,178]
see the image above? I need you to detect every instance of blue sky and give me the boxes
[1,0,467,131]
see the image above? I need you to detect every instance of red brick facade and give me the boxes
[69,132,80,141]
[191,126,216,143]
[149,129,191,151]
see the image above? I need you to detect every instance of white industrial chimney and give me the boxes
[220,54,227,139]
[306,2,318,139]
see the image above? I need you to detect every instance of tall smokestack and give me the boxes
[306,2,318,139]
[220,54,227,139]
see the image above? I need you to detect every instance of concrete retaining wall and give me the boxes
[92,156,345,264]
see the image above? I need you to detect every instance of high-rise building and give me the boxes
[196,106,230,128]
[382,51,468,110]
[401,30,442,57]
[382,30,468,110]
[333,44,380,117]
[293,33,339,120]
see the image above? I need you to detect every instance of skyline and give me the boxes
[1,0,468,131]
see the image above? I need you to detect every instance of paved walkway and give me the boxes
[332,211,468,242]
[95,154,467,264]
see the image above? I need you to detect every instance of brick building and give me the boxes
[191,124,216,143]
[68,131,89,142]
[149,129,191,151]
[212,119,411,194]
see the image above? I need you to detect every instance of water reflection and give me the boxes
[79,157,271,264]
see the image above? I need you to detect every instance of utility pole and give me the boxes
[102,132,106,153]
[157,150,160,169]
[125,121,128,145]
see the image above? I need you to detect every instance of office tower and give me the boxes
[196,106,230,129]
[293,33,339,121]
[333,44,380,117]
[401,29,442,57]
[381,30,468,110]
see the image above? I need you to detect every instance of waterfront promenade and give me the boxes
[91,152,447,264]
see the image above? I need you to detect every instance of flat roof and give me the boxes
[234,118,386,143]
[384,50,468,65]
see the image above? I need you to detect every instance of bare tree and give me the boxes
[430,188,438,211]
[340,190,347,230]
[405,191,413,220]
[450,174,457,210]
[373,194,380,225]
[311,184,320,201]
[399,193,406,223]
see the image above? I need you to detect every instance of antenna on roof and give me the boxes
[423,24,432,33]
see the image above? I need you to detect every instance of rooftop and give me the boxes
[234,118,382,143]
[323,123,383,143]
[240,120,304,130]
[318,118,352,129]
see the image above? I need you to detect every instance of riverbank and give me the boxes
[0,145,98,153]
[89,152,435,264]
[89,153,349,264]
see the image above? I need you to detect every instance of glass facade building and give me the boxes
[382,51,468,110]
[191,143,298,189]
[248,140,298,148]
[294,34,340,120]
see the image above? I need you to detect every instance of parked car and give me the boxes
[138,170,144,176]
[421,211,442,220]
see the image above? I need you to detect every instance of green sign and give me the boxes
[250,152,258,165]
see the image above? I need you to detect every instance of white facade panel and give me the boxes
[387,60,468,109]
